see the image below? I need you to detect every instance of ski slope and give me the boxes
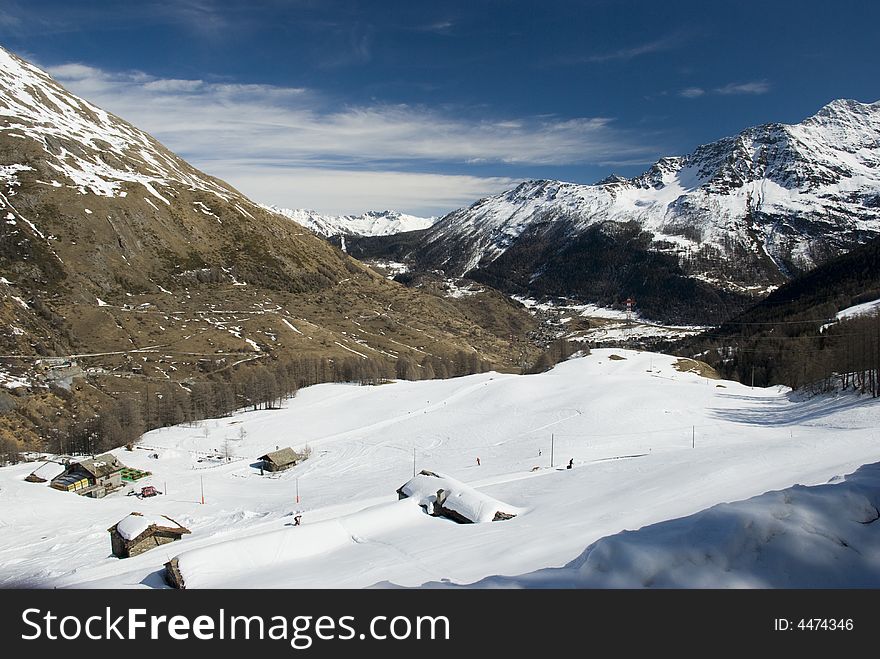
[836,297,880,322]
[0,349,878,589]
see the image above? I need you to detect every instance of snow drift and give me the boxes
[168,498,434,588]
[448,461,880,588]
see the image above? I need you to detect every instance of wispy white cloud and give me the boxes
[715,80,771,95]
[44,60,657,213]
[159,0,231,36]
[220,167,518,217]
[679,80,771,99]
[0,0,233,37]
[47,67,515,215]
[679,87,705,98]
[317,24,375,67]
[0,12,21,27]
[415,21,455,34]
[47,62,656,163]
[583,33,685,63]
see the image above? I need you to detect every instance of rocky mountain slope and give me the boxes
[361,99,880,324]
[0,46,537,447]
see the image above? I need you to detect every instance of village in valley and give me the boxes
[24,443,309,576]
[9,396,526,589]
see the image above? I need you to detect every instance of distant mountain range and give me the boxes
[266,207,436,238]
[349,99,880,324]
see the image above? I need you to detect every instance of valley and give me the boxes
[0,32,879,596]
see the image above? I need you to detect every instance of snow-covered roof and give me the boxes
[258,447,300,466]
[398,470,520,523]
[111,513,189,541]
[27,461,65,480]
[71,453,124,479]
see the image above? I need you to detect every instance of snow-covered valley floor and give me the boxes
[1,349,878,588]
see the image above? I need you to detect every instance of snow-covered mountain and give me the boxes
[0,47,248,208]
[387,99,880,323]
[266,206,436,237]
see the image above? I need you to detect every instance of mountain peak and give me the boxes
[397,98,880,323]
[803,98,880,133]
[814,97,880,116]
[596,174,629,186]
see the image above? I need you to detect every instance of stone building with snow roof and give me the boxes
[397,470,518,523]
[108,512,191,558]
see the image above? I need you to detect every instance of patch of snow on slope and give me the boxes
[0,46,240,204]
[821,297,880,332]
[0,370,32,389]
[442,279,484,298]
[836,298,880,322]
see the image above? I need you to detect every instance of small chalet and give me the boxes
[258,447,301,472]
[397,470,518,523]
[108,512,191,558]
[50,453,125,498]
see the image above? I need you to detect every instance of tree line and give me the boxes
[31,349,499,458]
[676,311,880,396]
[525,339,589,374]
[666,235,880,394]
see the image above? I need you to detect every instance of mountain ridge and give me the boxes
[266,206,436,238]
[354,98,880,324]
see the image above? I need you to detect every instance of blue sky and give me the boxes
[2,0,878,215]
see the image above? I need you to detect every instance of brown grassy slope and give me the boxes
[0,66,539,451]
